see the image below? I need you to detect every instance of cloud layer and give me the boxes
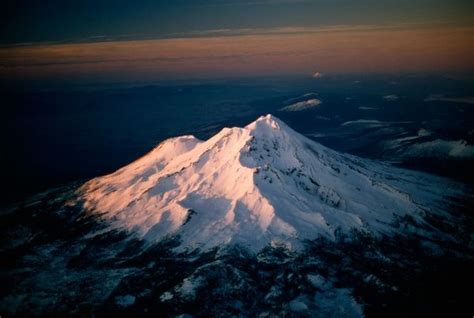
[424,95,474,105]
[280,98,322,112]
[1,24,473,81]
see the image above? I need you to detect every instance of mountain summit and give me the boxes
[78,114,452,251]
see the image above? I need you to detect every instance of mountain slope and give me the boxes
[77,115,458,251]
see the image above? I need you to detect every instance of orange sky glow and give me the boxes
[1,24,473,81]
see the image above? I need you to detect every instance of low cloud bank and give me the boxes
[280,98,322,112]
[383,95,399,101]
[424,95,474,105]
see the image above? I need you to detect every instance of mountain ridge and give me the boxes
[77,114,457,252]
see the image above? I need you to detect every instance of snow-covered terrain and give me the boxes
[77,115,459,252]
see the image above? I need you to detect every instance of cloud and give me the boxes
[315,115,330,121]
[384,129,432,148]
[424,95,474,105]
[341,119,413,128]
[417,128,432,137]
[358,106,378,110]
[402,139,474,159]
[280,98,322,112]
[383,95,399,101]
[285,92,318,103]
[341,119,386,127]
[383,129,474,159]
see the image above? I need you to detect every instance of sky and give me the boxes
[1,0,473,82]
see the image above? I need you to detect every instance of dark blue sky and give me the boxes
[2,0,473,45]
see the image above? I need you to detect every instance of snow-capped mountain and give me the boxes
[3,115,471,317]
[77,115,457,251]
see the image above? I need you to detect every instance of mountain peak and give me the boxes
[254,113,281,126]
[246,114,284,131]
[77,115,442,252]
